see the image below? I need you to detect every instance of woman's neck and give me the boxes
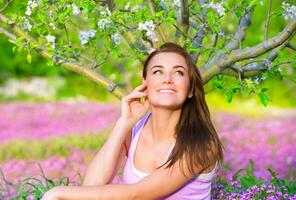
[148,107,181,144]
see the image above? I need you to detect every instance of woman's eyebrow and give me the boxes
[151,65,186,70]
[173,65,186,70]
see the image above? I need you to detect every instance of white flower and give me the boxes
[132,5,142,12]
[72,4,80,16]
[45,35,56,48]
[159,0,170,11]
[160,0,180,11]
[22,17,32,31]
[282,2,296,21]
[199,23,208,29]
[218,32,225,37]
[111,32,122,44]
[79,30,96,45]
[99,7,111,16]
[138,20,158,42]
[97,18,111,29]
[25,7,32,16]
[138,20,156,31]
[254,77,260,84]
[173,0,181,8]
[125,2,130,10]
[49,10,54,20]
[45,35,55,43]
[49,22,56,30]
[203,1,225,17]
[25,0,38,16]
[28,0,38,8]
[146,30,158,42]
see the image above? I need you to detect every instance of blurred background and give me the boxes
[0,0,295,198]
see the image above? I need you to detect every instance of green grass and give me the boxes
[0,131,109,162]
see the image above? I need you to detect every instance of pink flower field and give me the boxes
[0,101,119,141]
[0,101,295,198]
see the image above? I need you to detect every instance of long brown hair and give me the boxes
[142,42,224,177]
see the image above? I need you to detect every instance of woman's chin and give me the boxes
[149,101,184,110]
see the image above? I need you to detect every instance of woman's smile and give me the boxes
[157,89,176,94]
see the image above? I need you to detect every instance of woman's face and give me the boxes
[144,52,192,110]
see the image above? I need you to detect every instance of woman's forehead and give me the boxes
[147,52,188,68]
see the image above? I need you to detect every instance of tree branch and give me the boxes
[106,0,116,12]
[180,0,190,33]
[190,0,208,63]
[264,0,272,41]
[0,26,16,41]
[0,0,13,13]
[287,43,296,51]
[0,14,125,99]
[225,8,253,51]
[221,41,289,78]
[175,0,189,43]
[146,0,166,43]
[108,4,149,61]
[201,19,296,83]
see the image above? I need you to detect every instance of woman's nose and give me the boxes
[162,73,173,84]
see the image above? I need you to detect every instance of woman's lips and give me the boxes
[158,89,176,94]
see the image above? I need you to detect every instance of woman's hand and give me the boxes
[118,82,150,129]
[41,187,60,200]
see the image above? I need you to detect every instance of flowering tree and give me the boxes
[0,0,295,105]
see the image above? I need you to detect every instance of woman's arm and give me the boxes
[83,83,149,186]
[42,158,217,200]
[82,118,131,186]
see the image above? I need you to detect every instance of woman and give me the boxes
[42,42,224,200]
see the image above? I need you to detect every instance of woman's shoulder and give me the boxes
[132,112,152,139]
[124,112,152,156]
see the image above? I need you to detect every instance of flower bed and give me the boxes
[0,102,295,199]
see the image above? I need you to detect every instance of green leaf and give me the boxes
[83,3,94,13]
[248,0,259,9]
[207,11,216,26]
[258,89,269,106]
[27,53,32,64]
[212,79,223,89]
[216,37,225,49]
[231,84,241,93]
[155,10,165,18]
[8,39,16,44]
[166,17,176,24]
[212,25,220,34]
[226,90,233,103]
[59,7,72,20]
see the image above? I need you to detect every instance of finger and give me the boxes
[122,92,147,102]
[133,82,147,92]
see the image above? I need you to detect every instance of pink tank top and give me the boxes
[122,112,217,200]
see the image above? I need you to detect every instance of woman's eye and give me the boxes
[176,71,184,76]
[153,70,161,74]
